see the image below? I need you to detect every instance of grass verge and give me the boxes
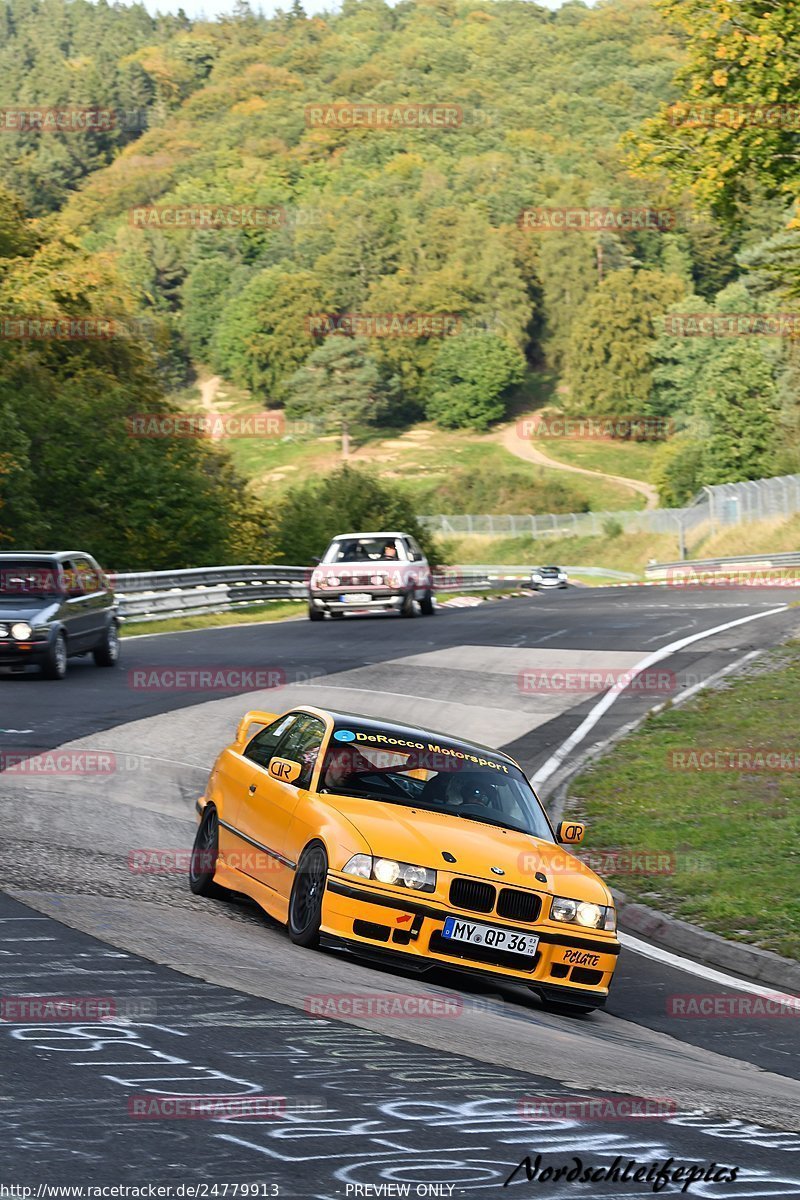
[121,601,304,636]
[566,642,800,960]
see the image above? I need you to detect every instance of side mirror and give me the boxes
[235,710,279,746]
[556,821,585,844]
[311,555,322,565]
[268,757,302,784]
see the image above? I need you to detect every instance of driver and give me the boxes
[442,770,497,810]
[323,745,374,790]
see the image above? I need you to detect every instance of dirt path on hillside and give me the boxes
[198,375,223,441]
[499,422,659,509]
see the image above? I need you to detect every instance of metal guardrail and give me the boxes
[112,556,638,624]
[646,551,800,577]
[112,561,635,623]
[112,566,310,622]
[113,564,531,622]
[459,564,637,580]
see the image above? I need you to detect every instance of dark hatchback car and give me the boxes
[0,552,120,679]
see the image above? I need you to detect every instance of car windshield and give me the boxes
[0,560,62,598]
[324,537,403,564]
[318,731,554,841]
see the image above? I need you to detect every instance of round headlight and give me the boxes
[0,623,9,637]
[576,902,602,928]
[11,622,32,640]
[373,858,400,885]
[400,864,428,890]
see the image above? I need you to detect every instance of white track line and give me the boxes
[619,932,800,1006]
[530,604,788,788]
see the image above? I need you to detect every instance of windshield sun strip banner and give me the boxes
[331,728,511,774]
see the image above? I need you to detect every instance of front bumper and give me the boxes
[0,639,48,668]
[323,876,619,1004]
[310,592,405,614]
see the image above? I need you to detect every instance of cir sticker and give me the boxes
[334,729,356,742]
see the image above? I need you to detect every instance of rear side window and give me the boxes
[244,714,297,768]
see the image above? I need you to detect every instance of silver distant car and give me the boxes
[530,565,568,591]
[308,531,434,620]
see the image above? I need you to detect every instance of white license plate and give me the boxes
[341,593,372,603]
[442,915,539,956]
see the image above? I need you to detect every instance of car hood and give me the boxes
[324,794,611,903]
[0,599,58,623]
[314,562,400,581]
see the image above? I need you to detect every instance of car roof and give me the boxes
[0,551,92,561]
[329,532,412,540]
[298,707,519,768]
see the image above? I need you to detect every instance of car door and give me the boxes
[214,712,298,865]
[234,713,327,900]
[72,556,108,644]
[62,558,96,650]
[404,536,430,597]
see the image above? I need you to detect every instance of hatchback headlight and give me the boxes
[11,622,32,640]
[0,623,9,637]
[550,895,610,930]
[343,854,436,892]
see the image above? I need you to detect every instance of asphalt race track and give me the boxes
[1,585,799,1195]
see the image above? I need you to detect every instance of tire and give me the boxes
[42,631,68,680]
[400,590,417,618]
[93,621,120,667]
[419,590,435,616]
[189,807,230,899]
[288,842,328,948]
[308,604,324,622]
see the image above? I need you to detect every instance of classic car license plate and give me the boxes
[341,593,372,603]
[442,915,539,956]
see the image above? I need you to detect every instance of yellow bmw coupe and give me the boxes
[190,706,620,1013]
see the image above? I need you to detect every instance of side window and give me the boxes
[72,557,100,593]
[276,715,327,788]
[244,714,297,769]
[64,559,86,596]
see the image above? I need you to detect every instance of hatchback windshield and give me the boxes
[318,735,554,840]
[324,537,405,564]
[0,560,62,598]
